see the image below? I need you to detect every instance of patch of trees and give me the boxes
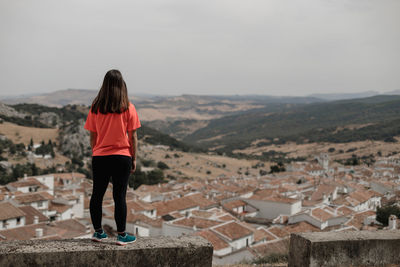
[376,204,400,226]
[0,163,56,185]
[138,125,205,153]
[0,114,49,128]
[11,103,86,123]
[128,163,165,190]
[35,140,55,157]
[269,162,286,173]
[0,138,25,156]
[157,161,169,170]
[335,154,375,166]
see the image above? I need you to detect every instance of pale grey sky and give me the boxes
[0,0,399,96]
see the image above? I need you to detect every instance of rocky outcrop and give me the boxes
[59,119,90,158]
[0,102,26,118]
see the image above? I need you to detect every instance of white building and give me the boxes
[244,194,302,220]
[0,202,26,230]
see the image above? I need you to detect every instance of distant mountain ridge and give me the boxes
[183,95,400,153]
[307,91,380,101]
[1,89,325,107]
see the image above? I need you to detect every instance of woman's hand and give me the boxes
[131,159,136,173]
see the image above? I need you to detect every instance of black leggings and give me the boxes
[90,155,131,233]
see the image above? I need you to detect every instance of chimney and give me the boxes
[33,216,39,224]
[35,228,43,238]
[24,173,27,179]
[388,215,397,230]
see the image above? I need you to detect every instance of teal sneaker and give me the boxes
[116,232,136,246]
[91,230,108,242]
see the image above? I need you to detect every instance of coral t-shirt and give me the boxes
[84,102,141,157]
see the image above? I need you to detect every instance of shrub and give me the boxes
[157,161,169,170]
[376,205,400,226]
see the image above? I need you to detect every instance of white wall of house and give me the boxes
[228,234,253,250]
[0,217,25,230]
[244,199,301,219]
[132,224,150,237]
[369,196,381,210]
[59,209,73,221]
[69,194,84,218]
[143,209,157,219]
[233,206,244,213]
[34,175,54,195]
[353,201,369,212]
[30,200,49,214]
[15,186,32,194]
[239,192,253,198]
[214,246,232,257]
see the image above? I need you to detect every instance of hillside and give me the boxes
[183,95,400,153]
[2,89,325,122]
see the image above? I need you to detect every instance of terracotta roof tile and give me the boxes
[14,192,54,204]
[267,226,290,238]
[18,206,48,224]
[172,217,222,229]
[195,230,230,250]
[0,219,87,240]
[222,199,247,211]
[7,178,49,190]
[0,202,26,220]
[49,202,72,214]
[212,221,253,241]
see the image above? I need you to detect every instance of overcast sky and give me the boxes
[0,0,399,96]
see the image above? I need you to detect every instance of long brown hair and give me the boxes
[91,69,130,114]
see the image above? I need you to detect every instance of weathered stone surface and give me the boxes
[289,230,400,267]
[0,235,213,267]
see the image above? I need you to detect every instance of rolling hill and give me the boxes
[183,95,400,153]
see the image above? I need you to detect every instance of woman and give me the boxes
[84,69,140,245]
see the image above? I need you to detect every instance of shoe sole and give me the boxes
[116,239,137,246]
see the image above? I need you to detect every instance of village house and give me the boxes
[0,202,26,230]
[222,199,258,217]
[13,191,55,217]
[0,219,91,241]
[244,190,302,220]
[6,177,50,195]
[288,206,349,230]
[211,221,254,251]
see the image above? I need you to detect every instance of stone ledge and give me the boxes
[288,230,400,267]
[0,236,213,267]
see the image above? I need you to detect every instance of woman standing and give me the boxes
[84,69,140,245]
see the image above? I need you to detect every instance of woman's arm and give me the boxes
[128,130,138,172]
[90,131,97,150]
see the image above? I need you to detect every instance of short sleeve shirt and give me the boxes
[84,102,141,156]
